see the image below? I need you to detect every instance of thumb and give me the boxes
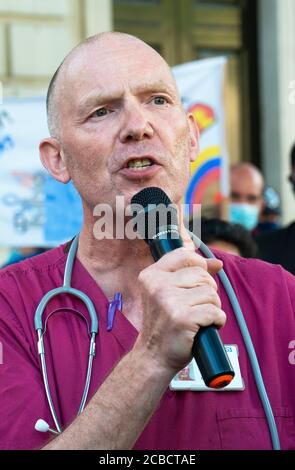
[207,258,223,276]
[177,206,195,251]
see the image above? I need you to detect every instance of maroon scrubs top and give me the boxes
[0,244,294,449]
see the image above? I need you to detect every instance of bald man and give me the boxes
[0,33,295,451]
[229,163,264,231]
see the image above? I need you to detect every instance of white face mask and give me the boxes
[229,203,259,231]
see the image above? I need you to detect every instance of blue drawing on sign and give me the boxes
[44,176,83,242]
[0,110,13,128]
[2,172,45,233]
[0,135,14,156]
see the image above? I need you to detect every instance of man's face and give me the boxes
[57,38,197,211]
[230,170,263,211]
[229,167,264,230]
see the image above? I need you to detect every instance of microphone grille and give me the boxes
[131,187,172,208]
[131,187,178,241]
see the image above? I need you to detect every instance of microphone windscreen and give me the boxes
[131,186,171,208]
[131,187,179,241]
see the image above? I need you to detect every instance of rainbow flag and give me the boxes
[173,57,228,214]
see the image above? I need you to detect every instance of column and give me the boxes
[258,0,295,224]
[84,0,113,37]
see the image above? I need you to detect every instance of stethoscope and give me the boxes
[34,233,281,449]
[34,235,98,435]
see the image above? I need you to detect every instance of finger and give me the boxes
[168,266,218,291]
[189,304,226,330]
[178,215,195,251]
[154,247,208,272]
[178,285,222,309]
[207,258,223,276]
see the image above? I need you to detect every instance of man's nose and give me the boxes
[119,99,154,142]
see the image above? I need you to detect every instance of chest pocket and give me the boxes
[216,407,295,450]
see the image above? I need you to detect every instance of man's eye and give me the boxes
[153,96,168,105]
[93,107,109,117]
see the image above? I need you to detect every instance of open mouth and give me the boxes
[126,158,154,171]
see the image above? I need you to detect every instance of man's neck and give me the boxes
[75,204,194,329]
[77,224,153,302]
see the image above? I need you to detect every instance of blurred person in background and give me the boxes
[229,163,264,231]
[255,186,281,236]
[256,143,295,274]
[191,217,257,258]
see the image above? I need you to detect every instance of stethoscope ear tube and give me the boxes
[37,328,62,434]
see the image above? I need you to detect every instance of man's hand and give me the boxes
[135,247,225,373]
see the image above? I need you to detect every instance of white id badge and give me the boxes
[169,344,245,392]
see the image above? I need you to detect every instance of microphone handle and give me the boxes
[148,234,235,389]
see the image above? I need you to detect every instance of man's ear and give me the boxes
[39,138,70,184]
[187,113,199,163]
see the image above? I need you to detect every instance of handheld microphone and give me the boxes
[131,187,234,389]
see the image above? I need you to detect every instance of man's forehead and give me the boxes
[231,167,263,183]
[46,33,180,137]
[63,36,171,85]
[59,39,177,108]
[231,176,263,197]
